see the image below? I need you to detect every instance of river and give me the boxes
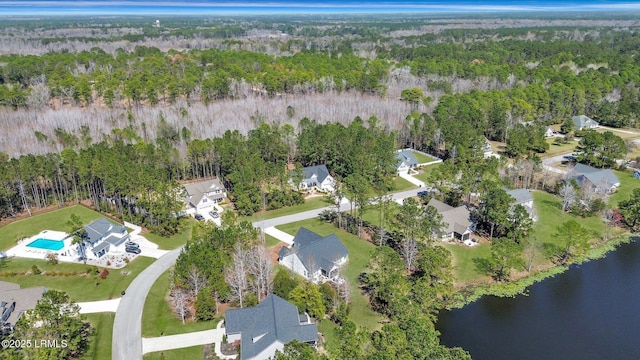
[437,238,640,360]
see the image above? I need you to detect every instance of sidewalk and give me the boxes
[263,227,295,245]
[78,298,120,314]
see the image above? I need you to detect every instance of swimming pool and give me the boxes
[27,238,65,251]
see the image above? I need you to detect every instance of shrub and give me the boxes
[31,265,41,275]
[99,269,109,279]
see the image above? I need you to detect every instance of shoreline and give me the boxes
[445,234,635,310]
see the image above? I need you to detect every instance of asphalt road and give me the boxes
[112,247,183,360]
[252,188,422,229]
[111,187,422,359]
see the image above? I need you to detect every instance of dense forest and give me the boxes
[2,15,640,228]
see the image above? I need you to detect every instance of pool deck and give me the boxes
[4,225,166,269]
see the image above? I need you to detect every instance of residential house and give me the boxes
[545,126,558,138]
[291,165,335,192]
[572,115,599,131]
[79,218,130,259]
[278,228,348,284]
[184,178,226,214]
[396,149,419,174]
[225,294,318,360]
[427,199,475,241]
[0,282,47,333]
[506,189,537,221]
[570,163,620,194]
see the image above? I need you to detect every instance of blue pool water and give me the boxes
[27,239,64,251]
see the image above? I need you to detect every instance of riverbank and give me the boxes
[446,234,635,309]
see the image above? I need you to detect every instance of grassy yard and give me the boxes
[82,313,114,360]
[265,234,282,248]
[143,346,205,360]
[609,170,640,208]
[318,320,339,355]
[441,243,491,284]
[359,202,401,232]
[413,150,437,164]
[276,219,383,331]
[0,256,154,302]
[530,191,607,268]
[543,138,578,158]
[414,163,442,183]
[0,205,103,251]
[241,197,329,223]
[143,220,194,250]
[142,269,219,337]
[392,177,416,192]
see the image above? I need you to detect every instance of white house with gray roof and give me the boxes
[427,199,475,241]
[183,178,226,214]
[570,163,620,194]
[225,294,318,360]
[396,149,419,174]
[278,228,348,284]
[78,218,130,260]
[291,165,335,192]
[506,189,537,221]
[572,115,599,131]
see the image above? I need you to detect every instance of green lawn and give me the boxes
[392,177,416,192]
[265,234,282,248]
[143,220,194,250]
[530,191,606,261]
[318,320,338,354]
[413,150,437,164]
[359,202,401,232]
[241,197,329,223]
[143,346,204,360]
[414,163,442,183]
[609,170,640,208]
[440,243,491,284]
[82,313,114,360]
[142,269,219,337]
[0,256,154,302]
[0,205,103,251]
[542,138,578,158]
[276,219,383,331]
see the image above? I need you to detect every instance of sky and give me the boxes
[1,0,640,15]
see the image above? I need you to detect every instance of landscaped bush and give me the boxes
[31,265,41,275]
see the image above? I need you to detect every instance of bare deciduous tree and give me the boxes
[400,237,419,272]
[248,245,273,301]
[560,181,577,212]
[225,244,250,308]
[187,265,208,299]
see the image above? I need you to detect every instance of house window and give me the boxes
[202,198,207,203]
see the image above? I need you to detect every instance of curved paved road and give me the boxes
[111,188,422,359]
[112,247,182,360]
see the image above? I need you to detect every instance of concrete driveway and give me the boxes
[78,298,120,314]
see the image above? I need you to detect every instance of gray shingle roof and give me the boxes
[427,199,473,236]
[572,163,620,189]
[506,189,533,205]
[84,218,125,245]
[300,165,331,185]
[396,149,419,168]
[572,115,599,130]
[184,179,225,206]
[279,228,348,274]
[225,294,318,360]
[0,282,47,326]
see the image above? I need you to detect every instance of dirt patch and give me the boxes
[268,243,287,264]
